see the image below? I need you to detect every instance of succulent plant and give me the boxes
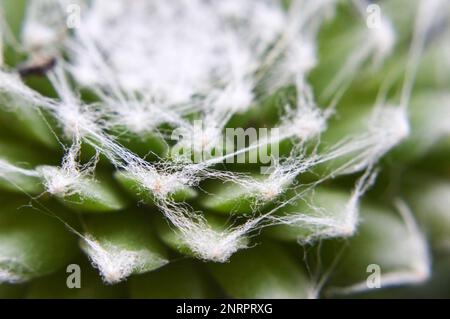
[0,0,449,299]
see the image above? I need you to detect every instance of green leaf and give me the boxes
[0,139,53,194]
[200,181,254,214]
[208,241,312,298]
[115,132,169,160]
[59,181,126,213]
[0,107,58,149]
[316,106,373,175]
[114,170,197,203]
[25,258,127,298]
[0,139,52,164]
[1,0,26,35]
[414,35,450,89]
[154,215,193,256]
[40,168,128,213]
[200,175,285,214]
[80,211,168,284]
[129,261,215,298]
[0,283,26,299]
[405,176,450,250]
[394,92,450,163]
[0,160,43,194]
[0,0,26,66]
[326,203,430,295]
[0,198,78,283]
[266,187,354,242]
[154,213,244,258]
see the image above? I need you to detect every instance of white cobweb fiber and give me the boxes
[346,105,409,173]
[79,235,167,284]
[68,0,285,105]
[0,0,435,275]
[172,216,250,263]
[320,105,410,175]
[0,159,40,178]
[270,169,378,244]
[0,69,410,265]
[38,141,97,197]
[278,77,328,141]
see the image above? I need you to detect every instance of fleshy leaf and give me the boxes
[200,175,287,214]
[267,187,358,243]
[25,258,127,298]
[0,139,53,194]
[0,198,78,283]
[200,181,254,214]
[114,170,197,203]
[79,211,168,284]
[154,213,247,258]
[208,242,313,298]
[39,167,127,213]
[406,176,450,250]
[129,261,215,298]
[326,203,430,295]
[0,283,25,299]
[395,92,450,162]
[0,159,43,194]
